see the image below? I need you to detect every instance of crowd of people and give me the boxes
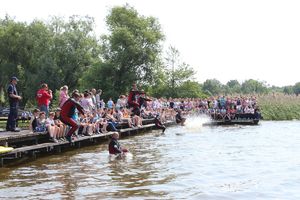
[28,83,171,143]
[6,76,261,145]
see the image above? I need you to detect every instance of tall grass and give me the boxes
[258,94,300,120]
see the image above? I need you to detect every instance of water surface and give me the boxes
[0,120,300,199]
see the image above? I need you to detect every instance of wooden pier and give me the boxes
[0,120,175,167]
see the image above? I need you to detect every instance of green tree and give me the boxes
[164,46,195,97]
[225,79,241,94]
[50,15,100,90]
[101,4,164,96]
[293,82,300,96]
[202,79,222,95]
[283,86,294,95]
[241,79,268,94]
[176,81,207,98]
[0,17,46,106]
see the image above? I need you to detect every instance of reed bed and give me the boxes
[258,94,300,120]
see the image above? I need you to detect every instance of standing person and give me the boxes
[59,85,69,108]
[91,88,97,107]
[128,83,141,117]
[127,83,140,109]
[107,97,115,109]
[6,76,22,132]
[36,83,52,116]
[95,89,102,109]
[60,91,85,143]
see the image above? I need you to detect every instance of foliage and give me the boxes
[283,86,294,95]
[164,46,195,96]
[0,15,100,107]
[258,94,300,120]
[0,8,299,110]
[100,5,164,96]
[293,82,300,96]
[241,79,268,94]
[225,80,241,94]
[202,79,223,96]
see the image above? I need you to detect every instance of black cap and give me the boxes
[11,76,19,81]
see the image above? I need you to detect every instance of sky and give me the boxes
[1,0,300,87]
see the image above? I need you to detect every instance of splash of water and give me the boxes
[184,114,211,131]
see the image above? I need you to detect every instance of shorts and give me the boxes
[35,127,46,132]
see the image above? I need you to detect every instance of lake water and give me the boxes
[0,119,300,199]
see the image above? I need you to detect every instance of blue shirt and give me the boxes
[7,83,18,106]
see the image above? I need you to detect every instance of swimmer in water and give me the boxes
[108,132,128,156]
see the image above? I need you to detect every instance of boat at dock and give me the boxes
[203,113,261,126]
[203,119,259,126]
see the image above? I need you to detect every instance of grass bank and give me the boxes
[258,94,300,120]
[0,120,29,129]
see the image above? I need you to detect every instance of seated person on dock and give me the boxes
[46,112,60,143]
[108,132,128,155]
[175,109,186,126]
[29,108,40,132]
[35,111,47,132]
[116,107,134,128]
[54,108,66,140]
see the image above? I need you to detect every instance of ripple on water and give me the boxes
[1,121,300,199]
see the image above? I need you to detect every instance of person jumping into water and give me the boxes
[60,91,85,142]
[108,132,128,156]
[175,109,186,126]
[154,114,166,133]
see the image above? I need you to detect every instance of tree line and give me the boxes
[0,5,299,108]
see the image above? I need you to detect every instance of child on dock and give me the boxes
[29,108,40,132]
[46,112,60,143]
[36,112,47,132]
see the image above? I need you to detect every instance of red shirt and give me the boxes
[36,89,52,106]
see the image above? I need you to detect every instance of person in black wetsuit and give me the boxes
[60,92,85,142]
[175,109,186,126]
[154,114,166,133]
[108,132,128,155]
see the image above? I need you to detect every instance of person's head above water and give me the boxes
[112,132,119,139]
